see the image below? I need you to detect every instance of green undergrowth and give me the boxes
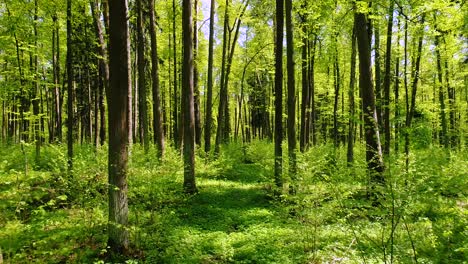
[0,141,466,263]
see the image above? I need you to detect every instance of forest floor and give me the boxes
[0,141,467,263]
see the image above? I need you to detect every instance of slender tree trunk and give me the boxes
[33,0,41,162]
[383,0,394,156]
[394,18,401,153]
[274,0,284,189]
[149,0,165,159]
[285,0,297,192]
[193,0,201,146]
[204,0,215,154]
[107,0,131,253]
[300,13,309,153]
[347,23,357,165]
[182,0,197,194]
[172,0,179,148]
[435,32,448,148]
[404,17,410,170]
[136,0,149,152]
[443,38,456,147]
[214,0,230,154]
[333,40,340,148]
[309,36,317,146]
[375,22,383,132]
[355,10,385,186]
[67,0,74,171]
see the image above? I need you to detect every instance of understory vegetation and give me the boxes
[1,141,466,263]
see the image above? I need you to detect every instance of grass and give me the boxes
[0,141,467,263]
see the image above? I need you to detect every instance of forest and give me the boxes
[0,0,467,263]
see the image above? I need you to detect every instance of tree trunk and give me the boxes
[149,0,165,159]
[33,0,41,162]
[435,32,448,148]
[204,0,215,154]
[172,0,179,148]
[374,22,382,132]
[193,0,201,146]
[300,13,309,153]
[383,0,394,156]
[214,0,230,155]
[394,18,401,153]
[66,0,74,171]
[443,37,456,147]
[274,0,284,189]
[182,0,197,194]
[333,40,340,148]
[347,23,357,165]
[136,0,149,153]
[355,10,385,185]
[285,0,296,192]
[107,0,131,253]
[309,36,317,146]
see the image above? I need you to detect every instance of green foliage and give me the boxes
[1,142,467,263]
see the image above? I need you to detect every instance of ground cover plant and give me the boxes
[0,141,466,263]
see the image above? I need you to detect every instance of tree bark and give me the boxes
[285,0,296,191]
[274,0,284,189]
[214,0,230,155]
[333,39,340,148]
[355,10,385,185]
[107,0,131,253]
[172,0,179,148]
[309,36,317,146]
[204,0,215,154]
[374,22,382,131]
[347,23,357,165]
[394,18,401,153]
[149,0,165,159]
[435,32,448,148]
[136,0,149,152]
[66,0,74,171]
[300,12,309,153]
[33,0,41,162]
[383,0,394,155]
[193,0,202,146]
[182,0,197,194]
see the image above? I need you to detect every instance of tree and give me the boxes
[214,0,230,155]
[299,6,309,153]
[66,0,73,171]
[274,0,284,189]
[148,0,165,159]
[107,0,131,253]
[182,0,197,194]
[347,22,357,165]
[136,0,149,153]
[172,0,180,148]
[354,5,385,187]
[204,0,215,154]
[193,0,202,146]
[382,0,394,156]
[285,0,296,191]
